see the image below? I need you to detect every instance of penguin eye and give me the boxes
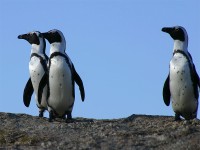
[175,28,179,32]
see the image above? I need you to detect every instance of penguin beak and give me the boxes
[161,27,173,34]
[18,34,28,40]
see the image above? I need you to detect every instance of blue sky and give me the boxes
[0,0,200,119]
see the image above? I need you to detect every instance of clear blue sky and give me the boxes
[0,0,200,119]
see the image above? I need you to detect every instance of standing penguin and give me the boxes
[39,29,85,122]
[162,26,200,120]
[18,31,48,117]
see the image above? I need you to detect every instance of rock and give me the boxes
[0,112,200,149]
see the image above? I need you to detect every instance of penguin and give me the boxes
[18,31,48,117]
[162,26,200,120]
[38,29,85,122]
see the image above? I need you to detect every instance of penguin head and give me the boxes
[18,31,46,54]
[162,26,188,51]
[162,26,188,41]
[42,29,66,53]
[18,31,42,45]
[42,29,63,44]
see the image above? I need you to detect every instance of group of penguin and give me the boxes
[18,26,200,122]
[18,29,85,122]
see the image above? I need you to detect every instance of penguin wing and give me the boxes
[192,64,200,88]
[23,78,34,107]
[38,73,48,104]
[191,64,200,99]
[163,74,171,106]
[72,64,85,101]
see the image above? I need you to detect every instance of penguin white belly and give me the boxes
[29,56,47,108]
[170,55,197,115]
[48,56,74,116]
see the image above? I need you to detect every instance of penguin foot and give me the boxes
[174,114,182,121]
[49,111,54,122]
[65,112,74,123]
[66,111,72,119]
[62,115,66,120]
[39,112,44,118]
[192,113,197,119]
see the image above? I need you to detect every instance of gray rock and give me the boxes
[0,113,200,149]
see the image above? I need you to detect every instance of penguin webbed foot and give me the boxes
[48,111,54,122]
[39,110,45,118]
[174,114,182,121]
[65,112,75,123]
[39,112,43,118]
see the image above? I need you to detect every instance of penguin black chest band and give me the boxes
[30,53,48,71]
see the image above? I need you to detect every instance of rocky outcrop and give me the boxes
[0,112,200,149]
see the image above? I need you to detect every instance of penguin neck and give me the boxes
[173,40,188,52]
[50,42,66,55]
[31,44,44,55]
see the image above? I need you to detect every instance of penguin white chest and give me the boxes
[29,57,45,93]
[169,54,196,113]
[29,56,47,107]
[48,56,74,116]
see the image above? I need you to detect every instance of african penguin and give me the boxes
[18,31,48,117]
[38,29,85,122]
[162,26,200,120]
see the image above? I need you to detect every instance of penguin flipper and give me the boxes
[188,52,200,87]
[163,74,171,106]
[192,64,200,87]
[23,78,34,107]
[191,64,200,99]
[72,64,85,101]
[38,73,48,104]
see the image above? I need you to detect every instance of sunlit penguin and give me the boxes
[18,31,48,117]
[162,26,200,120]
[38,29,85,122]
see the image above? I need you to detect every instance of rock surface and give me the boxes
[0,112,200,149]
